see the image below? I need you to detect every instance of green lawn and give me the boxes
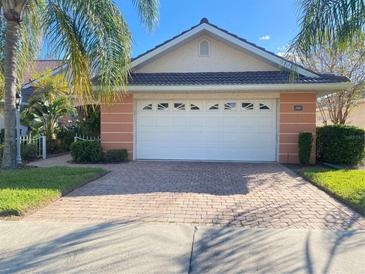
[302,168,365,215]
[0,167,106,216]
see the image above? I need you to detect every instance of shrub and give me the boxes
[0,143,37,164]
[22,144,38,161]
[0,129,4,144]
[103,149,128,163]
[70,141,102,163]
[298,132,313,165]
[57,126,81,151]
[317,125,365,165]
[47,139,59,154]
[0,144,3,164]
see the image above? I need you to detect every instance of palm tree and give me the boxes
[21,69,75,140]
[292,0,365,53]
[0,0,159,168]
[21,94,75,140]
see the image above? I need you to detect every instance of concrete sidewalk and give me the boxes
[0,221,364,273]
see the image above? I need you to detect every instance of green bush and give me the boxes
[57,126,81,151]
[317,125,365,165]
[103,149,128,163]
[22,144,38,161]
[70,141,102,163]
[46,138,67,154]
[0,143,38,164]
[298,132,313,165]
[0,144,3,164]
[47,139,59,154]
[0,129,4,144]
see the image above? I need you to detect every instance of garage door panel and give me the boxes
[136,99,277,161]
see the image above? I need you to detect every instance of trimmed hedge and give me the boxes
[317,125,365,165]
[103,149,128,163]
[298,132,313,165]
[70,142,129,164]
[70,141,102,163]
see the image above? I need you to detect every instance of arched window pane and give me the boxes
[199,40,209,56]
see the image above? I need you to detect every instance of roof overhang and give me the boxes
[21,63,67,90]
[126,82,352,93]
[131,22,319,78]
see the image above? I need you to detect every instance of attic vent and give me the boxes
[199,40,210,57]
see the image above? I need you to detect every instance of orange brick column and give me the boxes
[100,95,134,160]
[279,92,316,164]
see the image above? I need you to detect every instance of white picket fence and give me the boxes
[19,135,47,159]
[74,133,100,142]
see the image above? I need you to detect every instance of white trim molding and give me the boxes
[126,82,352,93]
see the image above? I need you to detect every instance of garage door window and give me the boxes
[208,103,219,111]
[142,103,153,111]
[224,102,236,111]
[174,103,186,111]
[242,102,254,111]
[190,104,201,111]
[158,103,169,111]
[259,103,271,110]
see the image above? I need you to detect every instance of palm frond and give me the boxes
[43,1,94,103]
[132,0,159,31]
[292,0,365,54]
[43,0,159,105]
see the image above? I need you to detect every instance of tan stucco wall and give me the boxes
[100,95,134,160]
[316,100,365,128]
[279,92,317,164]
[135,35,279,73]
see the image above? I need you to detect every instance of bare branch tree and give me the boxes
[287,34,365,125]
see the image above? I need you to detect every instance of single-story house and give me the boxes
[99,18,350,164]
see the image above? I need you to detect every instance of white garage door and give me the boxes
[136,99,277,161]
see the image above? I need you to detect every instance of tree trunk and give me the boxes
[2,20,21,168]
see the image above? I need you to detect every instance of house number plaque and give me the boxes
[294,105,303,111]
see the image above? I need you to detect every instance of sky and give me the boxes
[116,0,301,57]
[42,0,302,59]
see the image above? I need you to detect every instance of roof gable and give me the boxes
[131,18,318,78]
[135,34,280,73]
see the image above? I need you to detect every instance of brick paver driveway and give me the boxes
[26,161,365,230]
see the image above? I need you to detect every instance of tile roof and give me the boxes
[21,60,64,85]
[20,60,65,104]
[127,71,349,86]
